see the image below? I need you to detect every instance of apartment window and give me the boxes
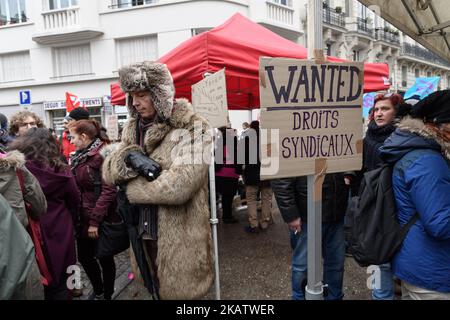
[0,51,32,82]
[402,66,408,87]
[114,0,157,9]
[427,71,432,77]
[415,69,420,78]
[0,0,27,26]
[326,43,332,56]
[358,2,367,18]
[53,44,92,77]
[48,0,78,10]
[116,35,157,68]
[191,28,212,37]
[345,0,350,17]
[271,0,293,6]
[353,50,360,62]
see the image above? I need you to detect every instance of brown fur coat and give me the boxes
[103,98,213,299]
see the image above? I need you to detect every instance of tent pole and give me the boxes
[305,0,324,301]
[209,130,221,300]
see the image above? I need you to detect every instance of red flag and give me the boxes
[65,92,84,112]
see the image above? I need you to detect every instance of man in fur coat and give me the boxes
[103,61,213,299]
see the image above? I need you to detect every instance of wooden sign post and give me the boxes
[259,54,364,299]
[192,68,229,300]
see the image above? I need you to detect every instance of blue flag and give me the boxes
[404,77,440,100]
[362,92,376,118]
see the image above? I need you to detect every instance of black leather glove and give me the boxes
[125,151,162,181]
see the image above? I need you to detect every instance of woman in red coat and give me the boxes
[68,120,118,300]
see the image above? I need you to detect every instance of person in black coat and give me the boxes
[357,92,409,300]
[238,121,273,233]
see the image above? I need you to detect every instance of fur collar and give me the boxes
[122,98,199,155]
[0,150,25,171]
[397,117,450,161]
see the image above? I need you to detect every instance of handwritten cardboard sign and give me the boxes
[259,57,364,179]
[106,114,119,141]
[192,68,228,128]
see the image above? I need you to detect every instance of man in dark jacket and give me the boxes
[271,173,349,300]
[238,121,273,233]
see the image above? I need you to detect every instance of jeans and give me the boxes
[371,263,394,300]
[290,220,345,300]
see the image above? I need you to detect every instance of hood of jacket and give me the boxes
[380,117,450,164]
[0,150,25,172]
[119,61,175,121]
[25,160,74,195]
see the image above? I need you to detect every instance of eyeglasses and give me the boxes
[19,121,36,127]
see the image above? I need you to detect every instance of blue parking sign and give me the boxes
[19,90,31,105]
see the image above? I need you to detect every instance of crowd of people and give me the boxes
[0,61,449,301]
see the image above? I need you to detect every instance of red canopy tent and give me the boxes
[111,13,390,109]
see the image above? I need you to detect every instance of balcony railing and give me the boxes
[42,7,80,30]
[375,29,400,45]
[266,1,294,26]
[323,7,345,28]
[402,43,450,68]
[357,17,373,36]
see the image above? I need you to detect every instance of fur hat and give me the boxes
[118,61,175,121]
[411,90,450,124]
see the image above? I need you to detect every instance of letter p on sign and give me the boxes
[19,90,31,106]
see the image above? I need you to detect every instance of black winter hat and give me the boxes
[411,90,450,124]
[65,107,90,121]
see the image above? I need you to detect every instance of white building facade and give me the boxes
[1,0,449,133]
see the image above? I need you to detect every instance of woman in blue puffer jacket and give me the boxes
[379,90,450,300]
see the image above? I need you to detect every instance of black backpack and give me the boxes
[346,163,419,267]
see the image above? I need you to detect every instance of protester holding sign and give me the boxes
[271,173,348,300]
[260,58,363,300]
